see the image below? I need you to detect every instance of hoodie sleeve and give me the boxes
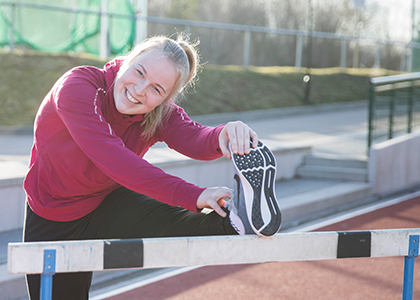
[160,106,225,160]
[54,68,204,213]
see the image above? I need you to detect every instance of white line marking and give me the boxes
[90,266,201,300]
[283,191,420,233]
[90,191,420,299]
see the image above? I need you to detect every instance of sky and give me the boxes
[373,0,415,42]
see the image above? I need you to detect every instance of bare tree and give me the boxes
[146,0,397,69]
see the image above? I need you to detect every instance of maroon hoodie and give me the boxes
[24,59,224,221]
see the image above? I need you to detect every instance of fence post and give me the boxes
[295,34,303,71]
[407,43,413,73]
[340,38,347,71]
[185,25,191,36]
[374,43,381,69]
[135,0,148,44]
[402,235,419,300]
[40,249,56,300]
[408,82,414,133]
[388,89,396,139]
[9,3,16,53]
[367,81,374,150]
[243,30,251,69]
[100,0,108,59]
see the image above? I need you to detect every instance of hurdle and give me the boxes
[8,228,419,300]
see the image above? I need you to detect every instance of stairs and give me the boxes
[297,154,368,182]
[278,154,373,228]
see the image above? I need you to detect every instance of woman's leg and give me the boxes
[24,205,94,300]
[23,188,237,299]
[88,187,237,239]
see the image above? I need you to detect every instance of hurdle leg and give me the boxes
[40,249,56,300]
[402,235,419,300]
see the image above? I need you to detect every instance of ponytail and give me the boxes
[177,36,200,91]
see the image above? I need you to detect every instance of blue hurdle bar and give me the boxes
[402,235,419,300]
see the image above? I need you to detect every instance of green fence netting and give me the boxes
[0,0,136,56]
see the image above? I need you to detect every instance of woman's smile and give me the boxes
[113,48,178,115]
[125,88,141,105]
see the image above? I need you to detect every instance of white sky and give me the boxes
[372,0,414,42]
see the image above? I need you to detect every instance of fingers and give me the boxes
[219,121,259,158]
[219,138,231,159]
[197,187,232,217]
[210,200,227,217]
[250,129,259,149]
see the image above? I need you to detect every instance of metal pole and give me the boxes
[374,43,380,69]
[353,5,362,68]
[135,0,148,45]
[408,82,414,133]
[402,235,418,300]
[295,34,303,71]
[243,30,251,69]
[367,82,374,150]
[389,89,396,140]
[304,0,313,105]
[185,25,191,36]
[340,38,347,71]
[408,0,415,72]
[40,249,56,300]
[10,3,16,53]
[99,0,108,59]
[401,49,407,72]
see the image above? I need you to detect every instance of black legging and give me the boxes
[24,187,236,300]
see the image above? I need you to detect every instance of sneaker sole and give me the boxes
[231,141,282,236]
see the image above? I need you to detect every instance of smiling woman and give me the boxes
[113,48,178,116]
[22,34,272,300]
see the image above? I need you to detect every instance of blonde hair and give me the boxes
[117,34,200,140]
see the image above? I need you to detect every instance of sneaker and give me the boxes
[229,140,281,237]
[225,173,254,235]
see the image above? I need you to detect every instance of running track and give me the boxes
[102,196,420,300]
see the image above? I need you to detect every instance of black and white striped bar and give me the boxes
[8,228,420,275]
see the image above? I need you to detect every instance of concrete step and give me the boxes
[278,180,374,228]
[297,165,368,181]
[297,154,368,182]
[303,154,368,169]
[0,263,27,300]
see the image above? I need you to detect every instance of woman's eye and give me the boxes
[136,69,143,77]
[153,87,161,95]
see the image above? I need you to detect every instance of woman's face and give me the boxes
[114,48,178,115]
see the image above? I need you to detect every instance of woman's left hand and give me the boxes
[218,121,258,159]
[196,187,232,217]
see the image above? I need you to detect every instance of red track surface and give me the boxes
[105,197,420,300]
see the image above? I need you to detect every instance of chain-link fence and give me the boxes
[1,0,420,71]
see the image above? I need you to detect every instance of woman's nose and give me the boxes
[134,83,146,97]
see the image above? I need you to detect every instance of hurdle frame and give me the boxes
[7,228,420,300]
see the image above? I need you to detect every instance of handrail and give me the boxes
[368,72,420,149]
[371,73,420,85]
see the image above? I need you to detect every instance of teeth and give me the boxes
[126,89,140,104]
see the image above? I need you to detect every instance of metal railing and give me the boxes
[368,72,420,149]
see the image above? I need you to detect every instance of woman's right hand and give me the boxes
[196,187,232,217]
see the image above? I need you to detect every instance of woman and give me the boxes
[23,34,264,299]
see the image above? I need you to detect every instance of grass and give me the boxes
[0,50,401,126]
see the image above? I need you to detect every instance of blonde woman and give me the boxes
[23,35,280,299]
